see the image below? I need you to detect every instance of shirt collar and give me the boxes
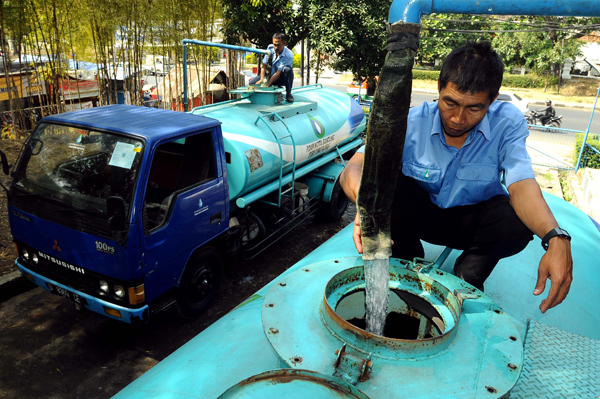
[430,106,492,142]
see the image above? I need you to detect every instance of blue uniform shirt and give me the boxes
[358,100,534,209]
[263,44,293,75]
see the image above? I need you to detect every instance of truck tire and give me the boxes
[176,246,224,319]
[318,180,348,222]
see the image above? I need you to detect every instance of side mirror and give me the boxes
[107,196,127,231]
[0,150,9,175]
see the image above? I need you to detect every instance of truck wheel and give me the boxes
[319,180,348,222]
[176,246,224,319]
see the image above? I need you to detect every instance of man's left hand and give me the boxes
[533,237,573,313]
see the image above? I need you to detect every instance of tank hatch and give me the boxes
[218,369,371,399]
[261,256,524,398]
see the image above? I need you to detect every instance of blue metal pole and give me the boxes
[182,39,270,55]
[389,0,600,24]
[575,84,600,172]
[183,44,188,108]
[182,39,271,107]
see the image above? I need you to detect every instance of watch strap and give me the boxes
[541,227,571,251]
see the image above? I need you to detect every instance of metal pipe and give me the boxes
[389,0,600,24]
[182,39,271,55]
[182,39,271,107]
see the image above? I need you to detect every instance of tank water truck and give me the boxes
[110,0,600,397]
[0,54,366,324]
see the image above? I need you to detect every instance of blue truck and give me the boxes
[0,85,365,324]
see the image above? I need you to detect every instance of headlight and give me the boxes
[32,253,38,264]
[99,280,109,295]
[22,248,29,260]
[113,285,126,298]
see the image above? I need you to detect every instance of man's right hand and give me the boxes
[353,212,363,254]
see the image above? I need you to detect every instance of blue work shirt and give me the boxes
[358,100,534,209]
[263,44,293,75]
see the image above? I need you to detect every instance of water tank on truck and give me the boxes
[191,85,366,204]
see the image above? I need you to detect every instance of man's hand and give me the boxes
[508,179,573,313]
[534,237,573,313]
[353,212,363,254]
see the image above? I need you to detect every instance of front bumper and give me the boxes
[16,261,149,324]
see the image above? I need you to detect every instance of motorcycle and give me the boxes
[526,110,563,128]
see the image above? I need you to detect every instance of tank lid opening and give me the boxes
[322,265,462,358]
[337,288,444,340]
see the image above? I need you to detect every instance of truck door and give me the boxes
[139,130,227,301]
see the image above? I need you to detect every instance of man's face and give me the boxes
[272,38,286,55]
[437,81,496,138]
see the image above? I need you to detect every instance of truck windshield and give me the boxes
[14,123,143,220]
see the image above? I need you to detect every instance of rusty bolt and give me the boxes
[509,336,517,341]
[494,309,501,314]
[269,328,279,334]
[279,282,286,287]
[291,356,303,365]
[334,260,340,263]
[485,386,497,394]
[303,269,310,272]
[508,363,517,370]
[266,303,274,308]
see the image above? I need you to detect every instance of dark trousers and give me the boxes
[391,172,533,290]
[272,66,294,96]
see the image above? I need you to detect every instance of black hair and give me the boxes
[439,41,504,102]
[272,33,287,42]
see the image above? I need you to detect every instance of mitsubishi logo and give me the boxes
[52,239,62,252]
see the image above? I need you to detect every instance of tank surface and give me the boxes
[112,192,600,399]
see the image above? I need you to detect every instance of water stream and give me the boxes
[364,258,390,335]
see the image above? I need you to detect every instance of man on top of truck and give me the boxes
[340,41,572,314]
[249,33,295,103]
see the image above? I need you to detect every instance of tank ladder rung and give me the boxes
[254,112,297,207]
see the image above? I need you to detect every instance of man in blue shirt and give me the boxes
[249,33,295,103]
[340,42,572,314]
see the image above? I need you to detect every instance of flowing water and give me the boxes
[364,258,390,335]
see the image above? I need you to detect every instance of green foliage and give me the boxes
[501,74,559,88]
[418,14,494,66]
[309,0,388,83]
[293,53,301,68]
[222,0,309,49]
[575,134,600,169]
[412,70,439,81]
[411,69,560,89]
[246,53,259,65]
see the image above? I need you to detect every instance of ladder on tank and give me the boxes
[254,112,297,208]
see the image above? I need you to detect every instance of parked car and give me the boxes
[495,92,529,114]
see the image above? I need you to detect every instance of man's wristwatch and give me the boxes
[541,227,571,251]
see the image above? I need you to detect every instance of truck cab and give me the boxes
[6,105,229,324]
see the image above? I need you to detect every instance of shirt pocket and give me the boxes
[402,162,442,183]
[456,163,497,182]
